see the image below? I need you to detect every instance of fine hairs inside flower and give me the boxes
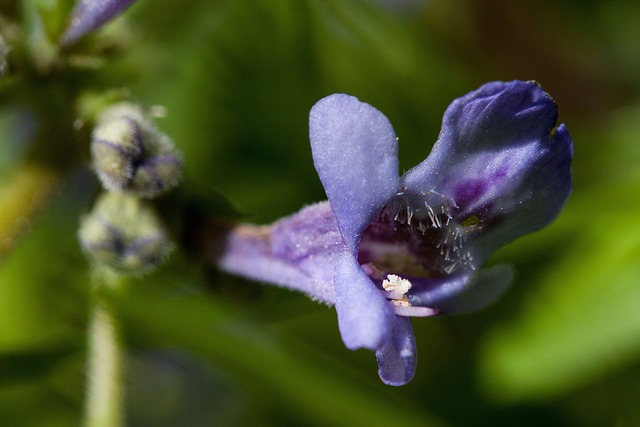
[357,189,486,316]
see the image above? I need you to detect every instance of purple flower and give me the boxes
[61,0,137,45]
[214,80,572,386]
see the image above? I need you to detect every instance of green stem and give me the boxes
[83,269,128,427]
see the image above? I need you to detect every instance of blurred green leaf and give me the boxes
[0,170,89,352]
[0,347,75,386]
[0,381,79,427]
[110,284,446,427]
[480,190,640,402]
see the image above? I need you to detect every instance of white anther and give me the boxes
[382,274,412,295]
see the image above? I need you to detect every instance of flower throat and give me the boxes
[357,190,477,280]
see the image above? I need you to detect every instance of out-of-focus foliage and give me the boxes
[2,0,640,426]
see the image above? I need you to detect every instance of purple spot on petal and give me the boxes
[492,164,509,180]
[454,179,487,209]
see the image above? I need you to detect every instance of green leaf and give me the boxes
[0,168,90,352]
[480,201,640,401]
[109,284,446,427]
[0,347,75,386]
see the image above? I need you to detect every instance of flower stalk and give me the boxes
[78,97,180,423]
[83,268,128,427]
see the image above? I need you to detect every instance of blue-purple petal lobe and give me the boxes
[335,252,394,350]
[310,94,400,250]
[402,80,572,254]
[376,316,417,386]
[473,123,572,254]
[407,264,513,314]
[62,0,137,45]
[405,81,558,180]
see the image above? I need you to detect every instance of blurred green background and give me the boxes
[2,0,640,425]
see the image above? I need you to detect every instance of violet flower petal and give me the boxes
[405,81,558,180]
[309,94,400,250]
[335,252,394,350]
[402,81,572,257]
[375,315,417,386]
[472,123,572,255]
[309,94,399,350]
[61,0,137,45]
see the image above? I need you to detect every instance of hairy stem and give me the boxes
[83,269,128,427]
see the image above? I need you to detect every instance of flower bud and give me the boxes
[91,103,183,199]
[79,192,173,274]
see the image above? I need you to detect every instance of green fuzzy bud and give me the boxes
[79,192,173,274]
[91,103,182,199]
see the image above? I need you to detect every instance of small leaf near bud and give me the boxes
[79,192,173,274]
